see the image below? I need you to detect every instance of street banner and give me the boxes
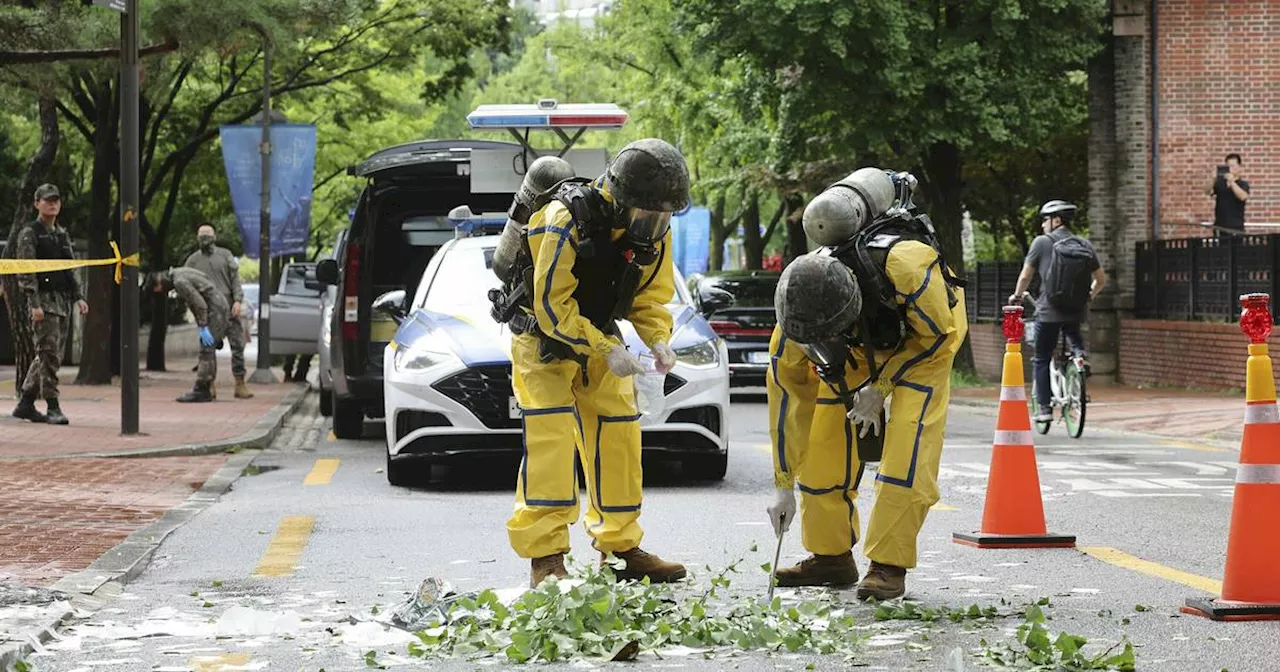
[219,124,317,259]
[671,206,710,278]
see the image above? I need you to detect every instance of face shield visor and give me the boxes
[624,207,672,245]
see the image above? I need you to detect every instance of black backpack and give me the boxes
[1043,234,1095,312]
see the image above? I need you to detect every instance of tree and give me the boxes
[2,0,513,375]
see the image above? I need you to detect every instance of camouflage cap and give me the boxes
[34,184,60,201]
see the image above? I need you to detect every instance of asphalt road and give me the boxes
[25,391,1279,671]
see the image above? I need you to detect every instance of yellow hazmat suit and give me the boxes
[768,240,967,569]
[506,197,676,560]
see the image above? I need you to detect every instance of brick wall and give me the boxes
[1157,1,1280,232]
[1118,318,1280,390]
[969,322,1037,384]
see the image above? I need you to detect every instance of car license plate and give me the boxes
[509,397,522,419]
[747,350,771,364]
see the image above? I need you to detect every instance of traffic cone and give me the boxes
[953,306,1075,549]
[1183,293,1280,621]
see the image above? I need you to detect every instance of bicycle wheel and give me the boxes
[1063,363,1087,438]
[1030,377,1051,435]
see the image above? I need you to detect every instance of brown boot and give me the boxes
[603,548,687,583]
[856,561,907,601]
[531,553,568,588]
[234,376,254,399]
[775,552,859,587]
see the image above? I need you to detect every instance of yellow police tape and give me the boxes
[0,241,140,285]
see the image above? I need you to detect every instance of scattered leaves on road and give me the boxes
[980,604,1135,670]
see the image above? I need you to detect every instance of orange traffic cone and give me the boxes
[953,306,1075,549]
[1183,292,1280,620]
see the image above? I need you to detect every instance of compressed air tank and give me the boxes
[492,156,576,281]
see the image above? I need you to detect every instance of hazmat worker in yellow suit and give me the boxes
[496,139,691,588]
[765,168,967,600]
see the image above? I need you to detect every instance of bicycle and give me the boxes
[1018,299,1089,439]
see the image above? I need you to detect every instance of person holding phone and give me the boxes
[1210,153,1251,233]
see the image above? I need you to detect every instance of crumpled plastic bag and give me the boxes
[390,577,470,631]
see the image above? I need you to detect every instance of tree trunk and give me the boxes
[741,192,763,270]
[76,77,119,385]
[4,95,59,393]
[920,141,974,371]
[784,195,807,265]
[709,192,727,272]
[145,233,167,371]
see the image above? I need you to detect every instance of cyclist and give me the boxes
[1008,200,1107,422]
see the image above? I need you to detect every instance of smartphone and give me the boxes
[1217,164,1230,176]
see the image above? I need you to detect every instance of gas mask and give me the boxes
[622,207,672,247]
[800,338,851,381]
[198,234,215,252]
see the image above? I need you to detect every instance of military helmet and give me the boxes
[604,138,691,212]
[802,168,896,247]
[774,255,862,344]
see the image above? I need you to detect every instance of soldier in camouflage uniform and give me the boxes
[184,223,253,399]
[148,267,229,403]
[11,184,89,426]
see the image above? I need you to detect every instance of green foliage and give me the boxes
[407,557,865,663]
[980,605,1137,670]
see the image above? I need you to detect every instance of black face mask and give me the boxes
[801,338,850,379]
[198,234,215,251]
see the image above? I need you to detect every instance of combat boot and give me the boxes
[603,548,687,583]
[234,375,254,399]
[530,553,568,588]
[44,398,69,425]
[775,551,860,588]
[856,561,907,601]
[176,382,214,403]
[11,392,47,423]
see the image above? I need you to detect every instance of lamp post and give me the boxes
[246,22,278,385]
[119,0,140,434]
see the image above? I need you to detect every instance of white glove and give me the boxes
[651,342,677,374]
[606,345,645,377]
[847,386,885,439]
[767,487,796,536]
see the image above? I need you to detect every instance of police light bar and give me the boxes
[448,205,508,238]
[467,100,628,130]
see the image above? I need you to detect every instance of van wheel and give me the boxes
[332,397,364,439]
[319,387,333,417]
[684,453,728,481]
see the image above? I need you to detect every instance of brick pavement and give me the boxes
[952,382,1244,443]
[0,456,228,587]
[0,368,293,459]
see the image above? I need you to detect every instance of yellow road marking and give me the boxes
[190,653,251,672]
[327,431,336,441]
[1160,439,1230,454]
[1080,546,1221,594]
[931,502,957,511]
[303,458,340,486]
[253,515,315,577]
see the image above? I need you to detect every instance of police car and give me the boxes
[378,212,730,486]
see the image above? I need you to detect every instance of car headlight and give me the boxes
[393,331,457,372]
[674,339,720,369]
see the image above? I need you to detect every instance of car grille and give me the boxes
[666,406,721,435]
[395,410,451,443]
[664,373,686,396]
[433,366,519,430]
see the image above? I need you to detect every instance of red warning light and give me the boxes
[1240,293,1273,344]
[1002,306,1025,344]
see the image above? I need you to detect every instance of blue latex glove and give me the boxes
[198,326,215,347]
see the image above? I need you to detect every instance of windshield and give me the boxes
[243,285,259,304]
[425,243,686,317]
[706,275,777,308]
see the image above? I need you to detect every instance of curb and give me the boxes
[2,383,309,460]
[0,449,264,671]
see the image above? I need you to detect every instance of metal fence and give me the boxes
[1135,234,1280,322]
[966,260,1033,323]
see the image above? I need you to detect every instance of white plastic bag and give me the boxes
[633,353,666,418]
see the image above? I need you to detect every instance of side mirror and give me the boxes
[698,288,734,316]
[448,205,475,223]
[373,289,408,325]
[315,259,339,285]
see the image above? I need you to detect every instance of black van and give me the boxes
[316,139,517,438]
